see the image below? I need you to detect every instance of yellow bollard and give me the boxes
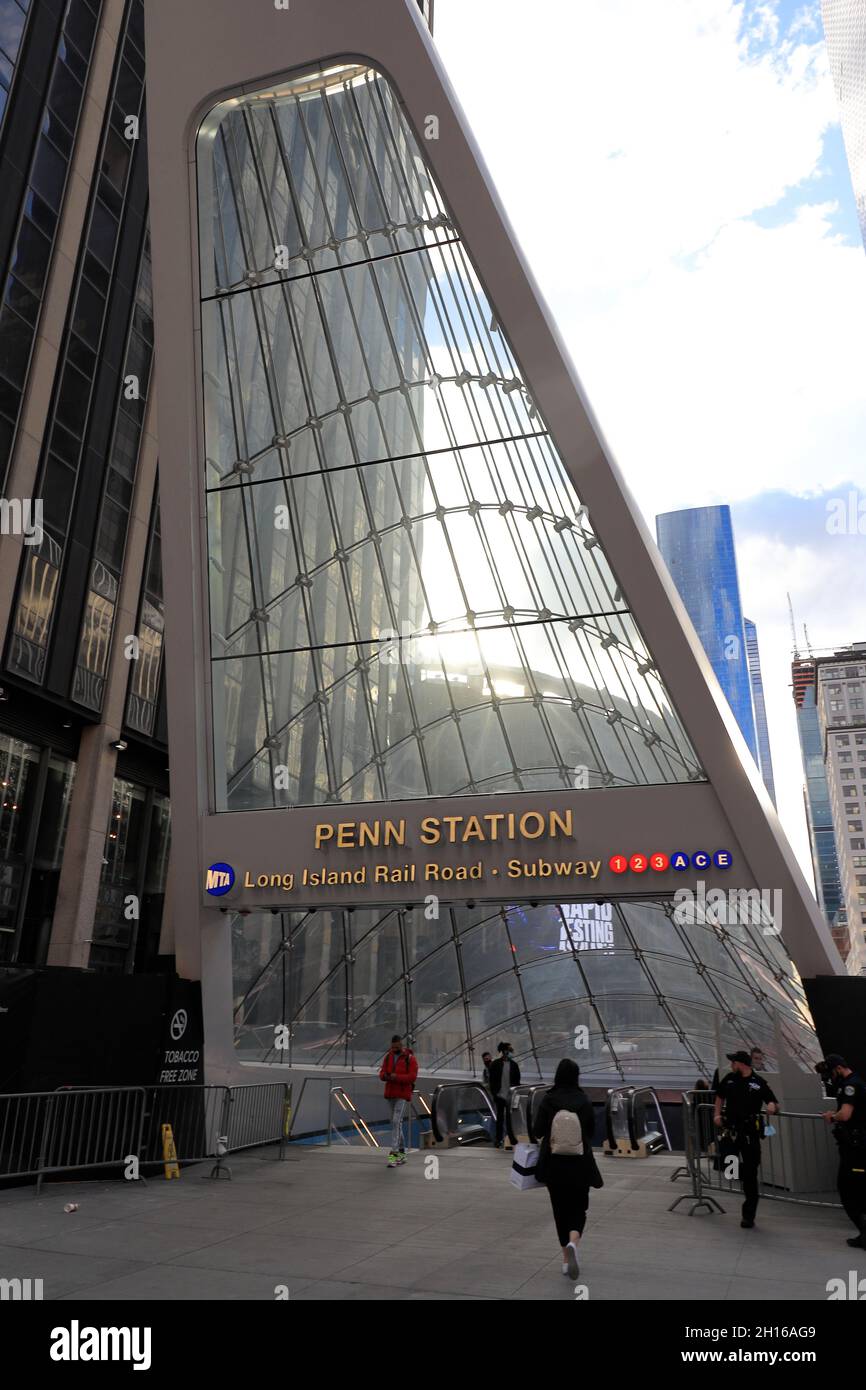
[161,1123,180,1179]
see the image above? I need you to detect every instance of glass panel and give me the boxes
[199,62,705,811]
[214,617,699,810]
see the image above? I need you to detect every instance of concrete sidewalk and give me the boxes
[0,1147,860,1300]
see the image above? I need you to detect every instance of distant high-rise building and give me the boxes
[656,505,759,765]
[813,643,866,975]
[744,618,777,806]
[823,0,866,251]
[793,657,846,958]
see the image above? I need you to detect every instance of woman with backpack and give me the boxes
[533,1058,601,1279]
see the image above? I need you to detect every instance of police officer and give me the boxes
[714,1049,779,1228]
[821,1054,866,1248]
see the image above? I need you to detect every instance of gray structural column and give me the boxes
[0,0,127,634]
[46,390,160,968]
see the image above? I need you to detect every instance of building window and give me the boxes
[0,734,75,964]
[91,776,170,973]
[849,821,863,833]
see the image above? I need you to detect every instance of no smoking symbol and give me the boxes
[170,1009,188,1041]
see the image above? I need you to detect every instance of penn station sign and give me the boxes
[200,785,746,910]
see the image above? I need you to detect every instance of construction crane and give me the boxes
[787,593,799,658]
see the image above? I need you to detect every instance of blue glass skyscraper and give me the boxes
[744,618,777,806]
[656,505,758,764]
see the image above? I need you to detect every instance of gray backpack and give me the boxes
[550,1106,584,1156]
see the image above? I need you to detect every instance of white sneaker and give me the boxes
[566,1242,580,1279]
[561,1262,570,1276]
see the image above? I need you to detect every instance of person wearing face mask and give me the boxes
[488,1041,521,1149]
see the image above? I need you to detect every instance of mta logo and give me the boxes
[205,863,235,896]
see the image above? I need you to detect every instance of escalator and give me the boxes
[430,1082,496,1146]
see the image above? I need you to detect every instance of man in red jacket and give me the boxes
[379,1034,418,1167]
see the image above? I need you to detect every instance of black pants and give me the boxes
[494,1096,517,1145]
[547,1173,590,1246]
[728,1135,761,1219]
[838,1152,866,1234]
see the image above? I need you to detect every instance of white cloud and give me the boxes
[434,0,866,884]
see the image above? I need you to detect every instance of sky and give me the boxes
[434,0,866,882]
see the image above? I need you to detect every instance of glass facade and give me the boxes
[0,0,31,134]
[0,0,104,491]
[823,0,866,251]
[656,506,759,764]
[193,61,818,1083]
[231,897,817,1084]
[199,63,704,813]
[744,618,776,805]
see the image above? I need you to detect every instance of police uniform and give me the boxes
[833,1073,866,1241]
[717,1069,777,1222]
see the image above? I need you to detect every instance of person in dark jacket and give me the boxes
[488,1042,521,1148]
[533,1058,598,1279]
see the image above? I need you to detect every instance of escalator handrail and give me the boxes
[429,1081,496,1143]
[605,1084,634,1150]
[518,1083,552,1143]
[626,1085,672,1152]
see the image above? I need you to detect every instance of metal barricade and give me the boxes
[670,1100,843,1215]
[224,1083,291,1155]
[139,1085,227,1168]
[0,1081,295,1191]
[0,1087,147,1194]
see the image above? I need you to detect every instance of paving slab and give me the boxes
[0,1146,851,1301]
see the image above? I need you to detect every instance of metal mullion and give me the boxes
[241,105,287,277]
[609,611,698,770]
[220,118,262,286]
[431,238,527,443]
[561,624,649,783]
[292,87,350,258]
[320,80,381,254]
[591,618,666,745]
[347,74,414,239]
[206,428,548,494]
[296,273,405,791]
[284,255,439,799]
[365,71,434,227]
[212,126,240,291]
[448,907,475,1074]
[494,626,568,781]
[620,913,704,1071]
[401,239,522,455]
[437,234,517,388]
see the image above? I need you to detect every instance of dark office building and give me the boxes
[0,0,442,979]
[0,0,170,975]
